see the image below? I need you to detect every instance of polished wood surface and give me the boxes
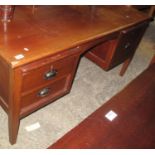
[0,6,150,68]
[0,6,151,144]
[49,64,155,149]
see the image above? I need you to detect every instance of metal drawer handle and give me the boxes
[38,88,50,97]
[44,69,57,80]
[125,42,130,49]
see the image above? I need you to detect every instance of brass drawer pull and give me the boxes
[38,88,50,97]
[44,69,57,80]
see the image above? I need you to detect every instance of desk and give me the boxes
[0,6,151,144]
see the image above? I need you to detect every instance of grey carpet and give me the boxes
[0,20,154,149]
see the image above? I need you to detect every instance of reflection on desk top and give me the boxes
[0,6,151,68]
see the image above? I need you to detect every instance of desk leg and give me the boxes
[8,112,20,144]
[8,68,22,145]
[119,57,133,76]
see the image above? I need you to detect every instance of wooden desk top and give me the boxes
[0,6,150,68]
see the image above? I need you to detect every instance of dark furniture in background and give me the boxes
[49,55,155,149]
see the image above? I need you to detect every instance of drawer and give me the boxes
[21,76,70,109]
[85,22,148,71]
[21,55,79,92]
[109,22,148,68]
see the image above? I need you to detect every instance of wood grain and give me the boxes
[0,6,150,68]
[0,6,151,144]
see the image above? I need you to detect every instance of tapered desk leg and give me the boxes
[8,111,20,145]
[119,57,132,76]
[8,68,22,145]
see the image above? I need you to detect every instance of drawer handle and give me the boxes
[38,88,50,97]
[44,69,57,80]
[124,42,130,49]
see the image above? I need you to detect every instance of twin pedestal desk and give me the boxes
[0,6,151,144]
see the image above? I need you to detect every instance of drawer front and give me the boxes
[21,76,70,109]
[21,55,79,92]
[110,22,148,68]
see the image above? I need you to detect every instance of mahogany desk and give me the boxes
[0,6,151,144]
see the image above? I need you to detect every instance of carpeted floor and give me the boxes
[0,20,154,149]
